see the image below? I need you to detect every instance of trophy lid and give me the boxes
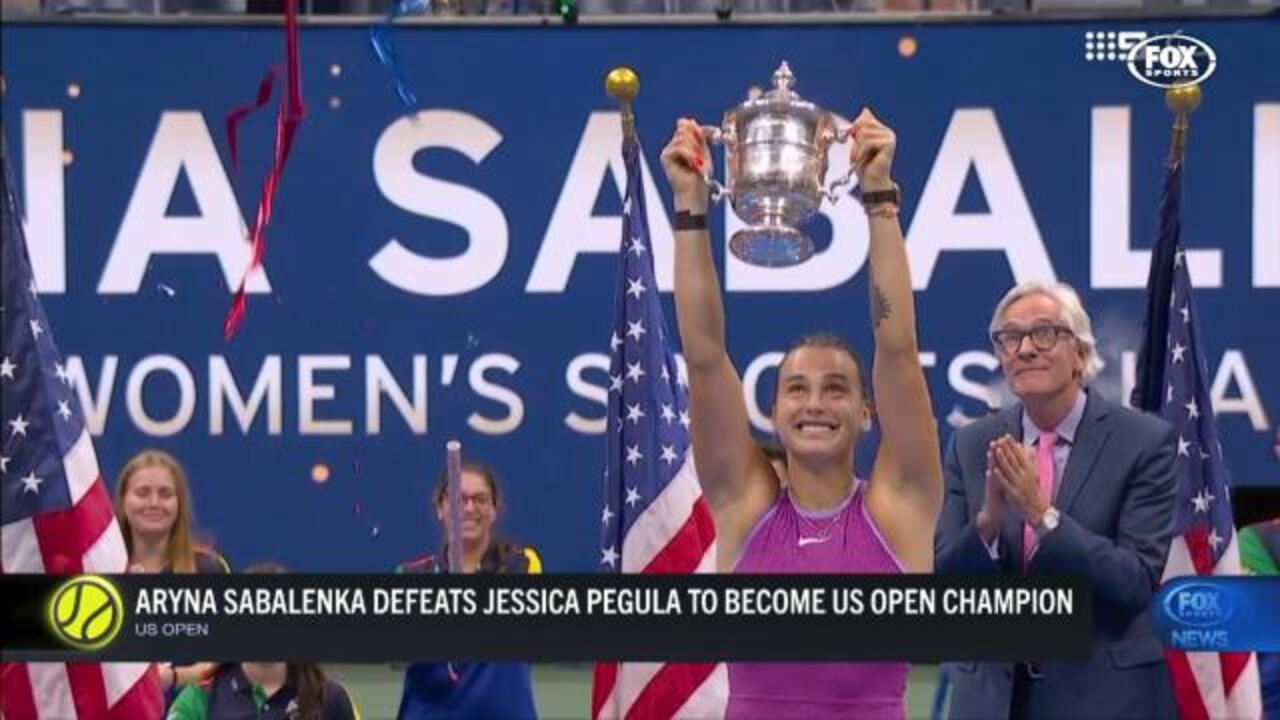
[744,61,819,113]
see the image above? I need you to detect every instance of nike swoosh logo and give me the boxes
[797,536,829,547]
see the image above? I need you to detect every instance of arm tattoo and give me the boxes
[871,281,892,329]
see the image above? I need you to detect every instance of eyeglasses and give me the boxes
[459,493,494,509]
[990,325,1074,354]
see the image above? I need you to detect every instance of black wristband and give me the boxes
[860,182,901,209]
[673,211,708,231]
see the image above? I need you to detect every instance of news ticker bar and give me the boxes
[0,574,1091,662]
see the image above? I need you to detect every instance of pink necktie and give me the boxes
[1023,430,1057,569]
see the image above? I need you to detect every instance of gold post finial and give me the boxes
[606,67,640,141]
[1165,83,1202,165]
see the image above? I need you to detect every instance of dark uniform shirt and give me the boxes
[395,540,542,720]
[167,664,359,720]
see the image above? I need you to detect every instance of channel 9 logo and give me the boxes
[1162,582,1234,650]
[1084,31,1217,89]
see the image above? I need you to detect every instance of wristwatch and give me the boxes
[1034,506,1061,537]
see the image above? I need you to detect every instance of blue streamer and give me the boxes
[368,0,429,111]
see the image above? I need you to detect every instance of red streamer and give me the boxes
[223,0,306,340]
[224,69,277,174]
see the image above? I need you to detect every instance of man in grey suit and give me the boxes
[935,281,1180,719]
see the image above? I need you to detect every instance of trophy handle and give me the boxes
[824,123,858,204]
[699,125,732,204]
[825,167,858,204]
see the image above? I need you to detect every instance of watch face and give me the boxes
[1044,508,1060,529]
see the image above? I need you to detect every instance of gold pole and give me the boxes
[606,67,640,143]
[1165,83,1202,166]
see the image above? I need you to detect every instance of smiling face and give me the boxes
[771,345,870,468]
[436,470,498,546]
[122,465,180,539]
[994,292,1087,403]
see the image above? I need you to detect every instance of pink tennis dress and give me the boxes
[729,481,909,719]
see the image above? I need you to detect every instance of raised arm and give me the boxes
[662,119,777,569]
[851,110,944,572]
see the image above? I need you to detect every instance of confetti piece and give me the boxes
[157,283,176,297]
[369,0,429,111]
[223,0,305,340]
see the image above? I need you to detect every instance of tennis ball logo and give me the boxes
[48,576,124,651]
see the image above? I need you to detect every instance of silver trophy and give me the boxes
[701,62,856,267]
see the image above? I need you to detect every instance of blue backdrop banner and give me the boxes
[2,17,1277,571]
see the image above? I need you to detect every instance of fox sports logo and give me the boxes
[1163,583,1234,628]
[1126,34,1217,88]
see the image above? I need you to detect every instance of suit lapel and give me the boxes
[1054,389,1113,513]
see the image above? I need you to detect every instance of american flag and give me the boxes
[589,136,728,720]
[1,150,164,718]
[1132,159,1262,720]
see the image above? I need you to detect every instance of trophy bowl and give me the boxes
[701,62,855,267]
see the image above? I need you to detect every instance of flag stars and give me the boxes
[680,410,691,430]
[1170,342,1187,364]
[610,332,623,353]
[1191,488,1214,513]
[628,238,647,257]
[0,356,15,380]
[625,361,646,384]
[660,445,679,466]
[28,279,38,297]
[601,545,619,568]
[626,319,647,342]
[1166,382,1175,403]
[626,277,647,300]
[1174,249,1186,268]
[602,505,614,526]
[609,374,623,393]
[625,486,642,507]
[20,472,43,494]
[56,400,73,422]
[660,403,677,424]
[0,455,9,474]
[625,403,646,425]
[54,362,72,385]
[1184,398,1200,421]
[1207,528,1223,552]
[9,415,30,438]
[1177,436,1192,457]
[660,364,670,382]
[1179,304,1190,324]
[29,319,44,340]
[625,444,643,466]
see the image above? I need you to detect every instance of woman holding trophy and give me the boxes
[662,66,943,718]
